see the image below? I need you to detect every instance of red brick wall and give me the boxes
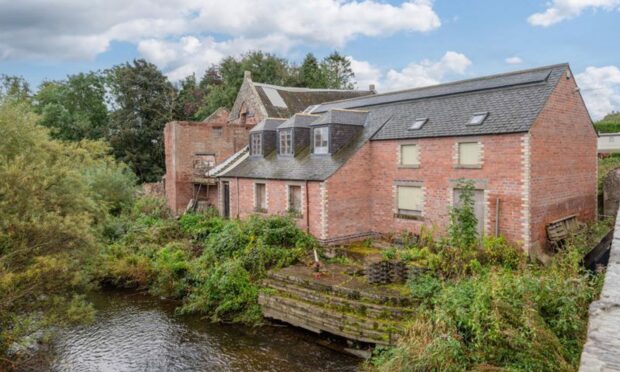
[164,109,252,214]
[529,68,598,252]
[363,134,527,245]
[223,177,322,234]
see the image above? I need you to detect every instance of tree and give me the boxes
[174,74,205,121]
[298,53,325,88]
[320,51,355,90]
[34,72,109,141]
[0,101,136,367]
[0,75,31,104]
[106,59,176,183]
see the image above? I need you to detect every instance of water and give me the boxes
[49,290,359,372]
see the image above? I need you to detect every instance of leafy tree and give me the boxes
[106,59,176,182]
[0,75,31,104]
[298,53,325,88]
[174,74,205,121]
[0,101,135,368]
[34,72,108,141]
[320,51,355,90]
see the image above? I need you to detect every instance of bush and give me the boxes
[179,212,225,241]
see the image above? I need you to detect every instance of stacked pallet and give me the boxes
[259,264,415,346]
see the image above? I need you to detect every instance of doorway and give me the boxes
[222,181,230,219]
[453,188,485,237]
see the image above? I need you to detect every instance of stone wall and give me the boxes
[603,168,620,218]
[579,209,620,371]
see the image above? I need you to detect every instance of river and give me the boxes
[47,290,360,371]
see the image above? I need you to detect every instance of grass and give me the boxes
[598,154,620,194]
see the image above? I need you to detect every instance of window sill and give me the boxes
[288,212,303,219]
[454,164,482,169]
[398,164,420,169]
[254,208,268,214]
[394,213,424,221]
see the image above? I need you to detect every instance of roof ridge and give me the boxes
[253,81,371,93]
[311,63,568,108]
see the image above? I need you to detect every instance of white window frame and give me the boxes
[250,133,262,156]
[313,126,329,154]
[279,129,293,155]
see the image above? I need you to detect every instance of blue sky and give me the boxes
[1,0,619,119]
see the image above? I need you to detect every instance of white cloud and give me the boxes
[505,56,523,65]
[349,51,471,92]
[528,0,620,27]
[0,0,441,65]
[576,65,620,120]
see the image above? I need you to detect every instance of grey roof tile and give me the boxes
[249,118,287,133]
[278,113,320,129]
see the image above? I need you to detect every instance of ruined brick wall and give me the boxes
[164,108,253,215]
[365,134,526,246]
[529,68,598,253]
[223,177,322,234]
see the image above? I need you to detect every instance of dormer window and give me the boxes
[250,133,261,156]
[279,130,293,155]
[468,112,488,125]
[409,118,427,130]
[313,127,329,154]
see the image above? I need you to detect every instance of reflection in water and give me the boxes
[51,290,359,372]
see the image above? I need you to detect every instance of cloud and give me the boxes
[576,65,620,120]
[505,56,523,65]
[0,0,441,63]
[349,51,471,92]
[528,0,620,27]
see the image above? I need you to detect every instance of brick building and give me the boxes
[218,64,597,255]
[164,71,372,214]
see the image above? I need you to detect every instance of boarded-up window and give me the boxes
[279,130,292,155]
[288,185,301,213]
[400,144,419,166]
[397,185,423,215]
[251,133,261,156]
[458,142,481,166]
[255,183,266,211]
[193,154,215,175]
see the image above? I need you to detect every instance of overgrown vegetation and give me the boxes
[92,200,315,324]
[599,154,620,193]
[369,179,606,372]
[594,112,620,133]
[0,101,136,368]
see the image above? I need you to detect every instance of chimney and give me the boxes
[369,84,376,92]
[244,70,252,80]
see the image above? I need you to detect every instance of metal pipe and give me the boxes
[237,178,240,219]
[495,197,500,236]
[305,180,310,233]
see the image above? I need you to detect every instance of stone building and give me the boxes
[164,71,373,214]
[218,64,598,255]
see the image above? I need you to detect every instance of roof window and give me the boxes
[468,112,488,125]
[409,118,428,130]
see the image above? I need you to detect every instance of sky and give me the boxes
[0,0,619,120]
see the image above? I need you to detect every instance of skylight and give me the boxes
[468,112,488,125]
[409,118,427,130]
[263,87,287,108]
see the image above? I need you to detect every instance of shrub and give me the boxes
[179,212,225,241]
[150,243,192,298]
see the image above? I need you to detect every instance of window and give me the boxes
[610,136,615,143]
[458,142,481,166]
[468,112,488,125]
[313,127,329,154]
[255,183,266,211]
[400,144,419,166]
[279,130,293,155]
[409,118,427,130]
[288,185,302,214]
[213,127,223,137]
[250,133,261,156]
[397,185,423,215]
[193,154,216,174]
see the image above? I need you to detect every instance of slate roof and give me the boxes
[249,118,287,133]
[309,64,568,140]
[224,64,570,180]
[278,113,320,129]
[310,109,369,126]
[253,83,373,118]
